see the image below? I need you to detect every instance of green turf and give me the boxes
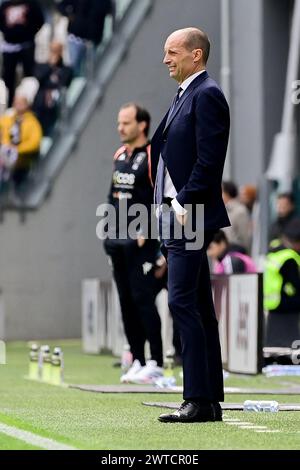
[0,340,299,450]
[0,433,40,450]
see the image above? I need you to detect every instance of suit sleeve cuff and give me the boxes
[171,198,187,215]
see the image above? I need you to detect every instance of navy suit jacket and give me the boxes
[151,71,231,231]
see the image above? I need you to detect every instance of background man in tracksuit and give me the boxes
[104,102,163,384]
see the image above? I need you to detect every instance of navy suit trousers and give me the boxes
[160,211,224,402]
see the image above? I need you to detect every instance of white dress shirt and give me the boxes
[163,70,206,215]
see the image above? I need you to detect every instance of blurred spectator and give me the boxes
[0,91,42,188]
[34,23,52,64]
[17,75,39,103]
[56,0,113,75]
[207,230,256,274]
[269,192,297,248]
[239,184,257,214]
[264,218,300,347]
[222,180,252,252]
[33,41,72,135]
[0,0,44,106]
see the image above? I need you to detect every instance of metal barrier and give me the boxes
[82,279,173,358]
[212,273,264,374]
[82,274,264,373]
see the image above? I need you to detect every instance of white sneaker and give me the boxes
[131,360,163,384]
[120,359,142,383]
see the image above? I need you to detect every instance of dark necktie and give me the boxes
[155,87,183,206]
[170,87,182,115]
[174,86,182,104]
[164,87,182,131]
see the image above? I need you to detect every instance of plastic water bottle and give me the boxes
[262,365,300,377]
[155,375,176,388]
[28,343,39,380]
[155,352,177,388]
[39,345,51,382]
[164,352,175,378]
[51,347,64,386]
[243,400,279,412]
[158,352,176,388]
[121,344,133,373]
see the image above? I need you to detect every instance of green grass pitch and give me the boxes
[0,340,299,450]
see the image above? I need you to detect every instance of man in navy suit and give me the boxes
[151,27,230,423]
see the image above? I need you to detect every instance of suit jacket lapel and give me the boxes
[163,86,194,132]
[163,71,209,133]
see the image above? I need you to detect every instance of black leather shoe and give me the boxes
[158,401,222,423]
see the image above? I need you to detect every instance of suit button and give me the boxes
[163,138,167,143]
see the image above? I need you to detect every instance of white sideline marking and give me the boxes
[227,421,252,426]
[255,430,281,433]
[223,418,241,422]
[239,425,268,430]
[224,419,282,434]
[223,413,285,434]
[0,422,76,450]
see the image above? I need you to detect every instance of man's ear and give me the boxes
[193,48,203,64]
[139,121,147,134]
